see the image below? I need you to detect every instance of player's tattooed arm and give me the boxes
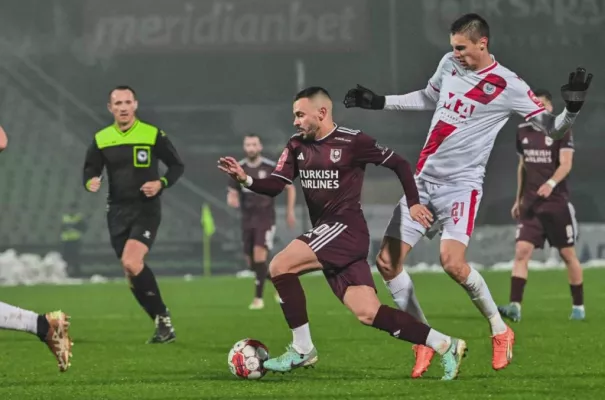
[0,125,7,152]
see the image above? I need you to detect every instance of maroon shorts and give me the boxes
[297,222,376,301]
[517,202,578,249]
[242,223,276,255]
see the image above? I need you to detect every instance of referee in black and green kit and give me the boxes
[83,86,184,344]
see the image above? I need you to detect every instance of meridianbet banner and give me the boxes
[82,0,368,53]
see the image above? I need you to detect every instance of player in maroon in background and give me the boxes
[499,89,585,322]
[227,134,296,310]
[219,87,467,380]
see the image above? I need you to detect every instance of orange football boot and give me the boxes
[492,326,514,370]
[411,344,435,378]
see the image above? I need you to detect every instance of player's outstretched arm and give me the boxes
[155,130,185,188]
[344,54,449,112]
[0,126,7,152]
[343,85,437,111]
[218,157,287,197]
[524,68,593,139]
[83,139,104,192]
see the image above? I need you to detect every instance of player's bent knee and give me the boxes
[268,251,294,277]
[343,286,381,326]
[121,255,143,276]
[439,250,468,282]
[375,238,405,280]
[558,247,578,264]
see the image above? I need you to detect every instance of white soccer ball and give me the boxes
[227,338,270,380]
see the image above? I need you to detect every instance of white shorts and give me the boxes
[384,179,483,247]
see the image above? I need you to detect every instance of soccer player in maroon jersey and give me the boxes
[219,87,467,380]
[227,134,297,310]
[498,89,584,322]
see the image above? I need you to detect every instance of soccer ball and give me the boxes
[227,338,270,380]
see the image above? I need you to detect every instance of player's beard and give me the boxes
[299,124,319,141]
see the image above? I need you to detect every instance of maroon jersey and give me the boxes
[228,157,276,226]
[271,125,401,228]
[516,123,574,208]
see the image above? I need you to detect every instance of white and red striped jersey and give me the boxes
[400,52,546,187]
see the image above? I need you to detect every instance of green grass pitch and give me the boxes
[0,269,604,399]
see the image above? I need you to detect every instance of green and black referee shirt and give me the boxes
[83,120,185,203]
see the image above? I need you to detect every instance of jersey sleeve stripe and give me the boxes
[270,172,293,184]
[428,82,440,93]
[524,107,546,121]
[380,150,394,165]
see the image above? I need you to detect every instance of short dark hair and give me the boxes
[109,85,137,100]
[532,89,553,102]
[294,86,331,101]
[244,133,262,143]
[450,13,490,43]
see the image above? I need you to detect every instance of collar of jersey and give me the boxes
[113,119,140,136]
[476,55,497,75]
[315,123,338,142]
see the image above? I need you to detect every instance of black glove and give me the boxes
[343,85,385,110]
[561,67,593,113]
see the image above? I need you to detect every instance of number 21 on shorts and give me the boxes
[451,201,465,224]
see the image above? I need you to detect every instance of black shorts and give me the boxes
[107,200,161,258]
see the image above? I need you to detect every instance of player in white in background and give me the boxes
[344,13,592,376]
[0,127,73,372]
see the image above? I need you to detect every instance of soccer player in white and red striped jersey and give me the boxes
[344,13,592,376]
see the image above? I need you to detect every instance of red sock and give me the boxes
[371,305,431,344]
[510,276,527,303]
[271,273,308,329]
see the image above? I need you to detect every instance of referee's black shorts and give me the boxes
[106,199,161,258]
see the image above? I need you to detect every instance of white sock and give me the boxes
[462,268,507,335]
[291,323,314,354]
[425,329,451,355]
[385,270,429,324]
[0,301,39,334]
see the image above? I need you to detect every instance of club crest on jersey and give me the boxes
[330,148,342,163]
[545,137,553,146]
[258,170,267,179]
[483,83,496,95]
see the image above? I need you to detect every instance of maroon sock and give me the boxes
[271,273,309,329]
[510,276,527,303]
[252,262,268,299]
[371,305,431,345]
[570,284,584,306]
